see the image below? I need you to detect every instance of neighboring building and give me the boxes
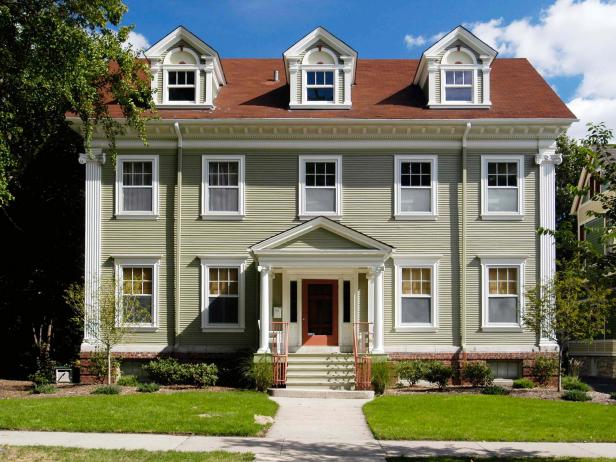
[72,25,576,387]
[569,148,616,379]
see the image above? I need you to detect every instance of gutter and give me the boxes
[460,122,472,352]
[173,122,183,348]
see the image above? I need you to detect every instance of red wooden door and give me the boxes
[302,280,338,346]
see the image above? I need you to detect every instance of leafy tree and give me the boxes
[0,0,154,207]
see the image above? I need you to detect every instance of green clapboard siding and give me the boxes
[275,227,368,250]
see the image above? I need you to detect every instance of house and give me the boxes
[569,148,616,379]
[72,25,576,388]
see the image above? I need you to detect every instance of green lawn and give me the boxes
[0,391,277,436]
[0,446,252,461]
[364,394,616,441]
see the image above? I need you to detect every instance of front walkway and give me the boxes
[2,396,616,460]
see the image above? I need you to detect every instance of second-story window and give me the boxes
[299,155,341,218]
[167,70,196,102]
[444,70,473,102]
[115,155,159,217]
[481,155,524,219]
[306,71,334,102]
[202,155,245,219]
[395,155,437,219]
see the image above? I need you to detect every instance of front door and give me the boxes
[302,280,338,346]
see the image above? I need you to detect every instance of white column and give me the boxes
[341,56,353,106]
[536,145,562,348]
[257,265,272,353]
[288,60,300,106]
[427,60,438,106]
[371,265,385,354]
[78,149,106,343]
[481,66,491,105]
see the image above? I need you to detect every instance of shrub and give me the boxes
[116,375,140,386]
[512,378,535,389]
[91,385,121,395]
[31,384,57,394]
[609,392,616,400]
[481,385,510,395]
[531,356,557,386]
[88,350,120,383]
[29,351,56,386]
[252,357,274,392]
[562,390,592,402]
[424,361,453,390]
[137,382,160,393]
[143,358,218,387]
[371,361,393,395]
[462,362,494,387]
[396,360,427,386]
[562,375,591,392]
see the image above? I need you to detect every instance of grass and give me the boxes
[364,394,616,441]
[386,458,616,462]
[0,391,277,437]
[0,446,252,461]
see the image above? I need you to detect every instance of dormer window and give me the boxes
[162,48,200,105]
[444,70,473,102]
[168,70,196,102]
[306,71,335,102]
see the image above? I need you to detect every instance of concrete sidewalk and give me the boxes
[2,430,616,461]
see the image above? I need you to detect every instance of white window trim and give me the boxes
[160,47,210,107]
[394,256,440,332]
[440,66,479,105]
[481,155,525,220]
[115,155,159,219]
[200,256,246,332]
[114,257,160,331]
[298,155,342,220]
[302,67,338,106]
[201,155,245,220]
[394,155,438,220]
[480,257,526,332]
[164,68,198,105]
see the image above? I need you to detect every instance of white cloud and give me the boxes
[404,34,426,48]
[465,0,616,139]
[124,31,150,51]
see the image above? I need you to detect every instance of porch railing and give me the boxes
[353,322,373,390]
[269,322,289,387]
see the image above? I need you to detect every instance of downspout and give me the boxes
[173,122,183,348]
[460,122,472,352]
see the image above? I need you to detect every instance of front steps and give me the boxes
[285,353,355,390]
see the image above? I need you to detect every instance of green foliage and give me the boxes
[481,385,510,395]
[143,358,218,387]
[251,357,274,392]
[0,0,155,207]
[423,361,453,390]
[28,351,56,385]
[137,382,160,393]
[116,375,139,386]
[462,362,494,387]
[91,385,121,395]
[531,357,558,386]
[371,360,393,395]
[610,392,616,400]
[31,384,57,394]
[512,378,535,389]
[396,360,427,386]
[562,375,591,392]
[562,390,592,402]
[88,350,120,384]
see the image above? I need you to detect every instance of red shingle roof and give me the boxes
[110,58,576,120]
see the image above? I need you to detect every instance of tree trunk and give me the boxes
[558,346,563,392]
[107,347,112,385]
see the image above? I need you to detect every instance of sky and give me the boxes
[122,0,616,139]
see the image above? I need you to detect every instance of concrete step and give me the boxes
[286,371,355,379]
[269,388,374,399]
[286,364,354,372]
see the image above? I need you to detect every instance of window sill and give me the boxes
[481,214,524,221]
[428,103,492,109]
[157,103,214,109]
[201,214,245,221]
[202,327,245,333]
[298,214,342,221]
[122,326,158,332]
[394,326,438,333]
[290,103,351,110]
[481,326,524,333]
[115,214,159,221]
[394,214,438,221]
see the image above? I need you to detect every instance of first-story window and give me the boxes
[116,155,159,217]
[202,155,245,218]
[395,155,438,219]
[299,155,341,218]
[167,70,196,102]
[306,70,334,102]
[444,69,473,102]
[481,258,525,330]
[115,258,159,330]
[201,257,245,331]
[395,257,439,330]
[481,155,524,219]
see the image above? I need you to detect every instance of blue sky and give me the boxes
[124,0,616,138]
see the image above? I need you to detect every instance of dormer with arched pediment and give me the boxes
[145,26,226,109]
[283,27,357,110]
[413,26,497,109]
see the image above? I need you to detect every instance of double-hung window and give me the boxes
[201,257,245,331]
[444,70,473,102]
[395,257,439,330]
[167,70,196,102]
[299,155,341,218]
[306,71,335,102]
[395,155,437,219]
[481,155,524,219]
[116,155,159,217]
[481,258,525,330]
[202,155,245,219]
[115,258,159,330]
